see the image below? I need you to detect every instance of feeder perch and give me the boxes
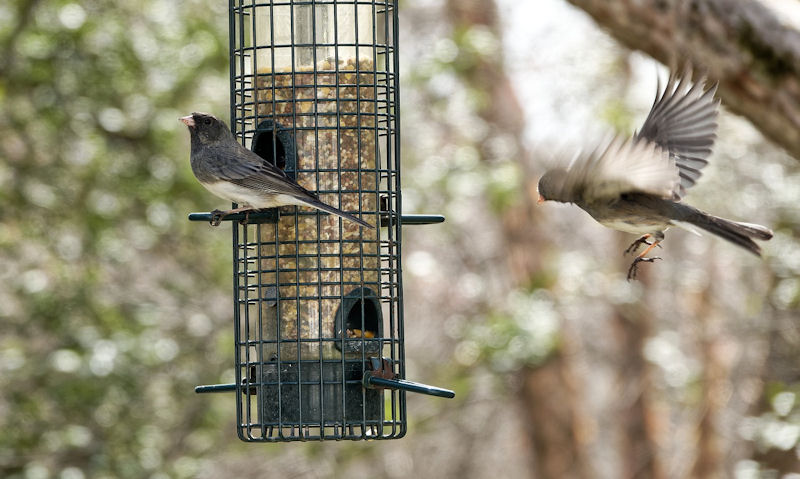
[190,0,453,442]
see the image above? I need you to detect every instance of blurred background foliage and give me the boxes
[1,1,234,477]
[2,0,800,478]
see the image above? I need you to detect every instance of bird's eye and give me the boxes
[203,118,212,125]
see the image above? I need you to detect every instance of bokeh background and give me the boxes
[2,0,799,477]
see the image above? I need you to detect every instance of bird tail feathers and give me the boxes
[300,196,374,229]
[683,211,772,256]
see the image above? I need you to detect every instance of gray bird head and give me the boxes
[180,112,231,146]
[537,168,572,204]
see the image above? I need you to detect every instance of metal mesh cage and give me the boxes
[229,0,404,441]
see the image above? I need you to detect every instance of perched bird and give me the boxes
[537,68,772,280]
[180,112,373,228]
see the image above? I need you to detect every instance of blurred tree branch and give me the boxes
[565,0,800,160]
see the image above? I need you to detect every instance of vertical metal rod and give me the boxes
[299,0,315,438]
[229,0,245,443]
[243,227,253,438]
[240,0,252,441]
[273,219,283,438]
[266,0,285,441]
[354,0,368,439]
[247,0,266,442]
[370,0,382,438]
[390,0,405,437]
[327,1,348,439]
[385,0,397,436]
[331,0,349,438]
[256,224,266,439]
[314,0,327,439]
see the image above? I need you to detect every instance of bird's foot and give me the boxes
[626,256,661,281]
[209,209,228,227]
[238,210,252,225]
[210,207,257,226]
[624,234,662,255]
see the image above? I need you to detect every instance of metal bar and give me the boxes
[392,214,444,225]
[229,0,245,442]
[189,211,445,225]
[363,376,455,399]
[371,0,384,437]
[195,383,237,393]
[390,0,405,438]
[298,0,315,437]
[320,3,332,435]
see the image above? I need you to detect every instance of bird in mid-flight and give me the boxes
[181,112,373,229]
[537,68,772,280]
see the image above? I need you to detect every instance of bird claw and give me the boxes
[626,256,662,281]
[209,209,226,227]
[209,208,256,226]
[624,235,656,255]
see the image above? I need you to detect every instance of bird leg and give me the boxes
[209,206,255,227]
[626,240,662,281]
[624,234,662,255]
[239,211,251,225]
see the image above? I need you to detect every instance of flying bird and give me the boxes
[181,112,373,229]
[537,68,772,280]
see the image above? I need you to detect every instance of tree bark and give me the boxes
[613,306,665,479]
[445,1,590,476]
[689,287,725,479]
[565,0,800,160]
[520,353,591,479]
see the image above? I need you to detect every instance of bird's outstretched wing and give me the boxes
[563,136,680,203]
[635,68,719,199]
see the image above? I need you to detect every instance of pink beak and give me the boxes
[537,194,545,205]
[179,115,195,127]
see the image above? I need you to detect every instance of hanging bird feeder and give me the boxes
[190,0,453,442]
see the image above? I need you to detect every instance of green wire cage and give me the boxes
[190,0,453,442]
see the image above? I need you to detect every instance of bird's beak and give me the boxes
[537,194,545,205]
[180,115,195,127]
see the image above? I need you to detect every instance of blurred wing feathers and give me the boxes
[636,68,719,198]
[564,136,680,202]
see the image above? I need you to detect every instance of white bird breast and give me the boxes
[201,180,304,209]
[597,218,665,235]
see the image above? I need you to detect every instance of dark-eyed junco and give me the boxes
[537,68,772,280]
[181,112,373,229]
